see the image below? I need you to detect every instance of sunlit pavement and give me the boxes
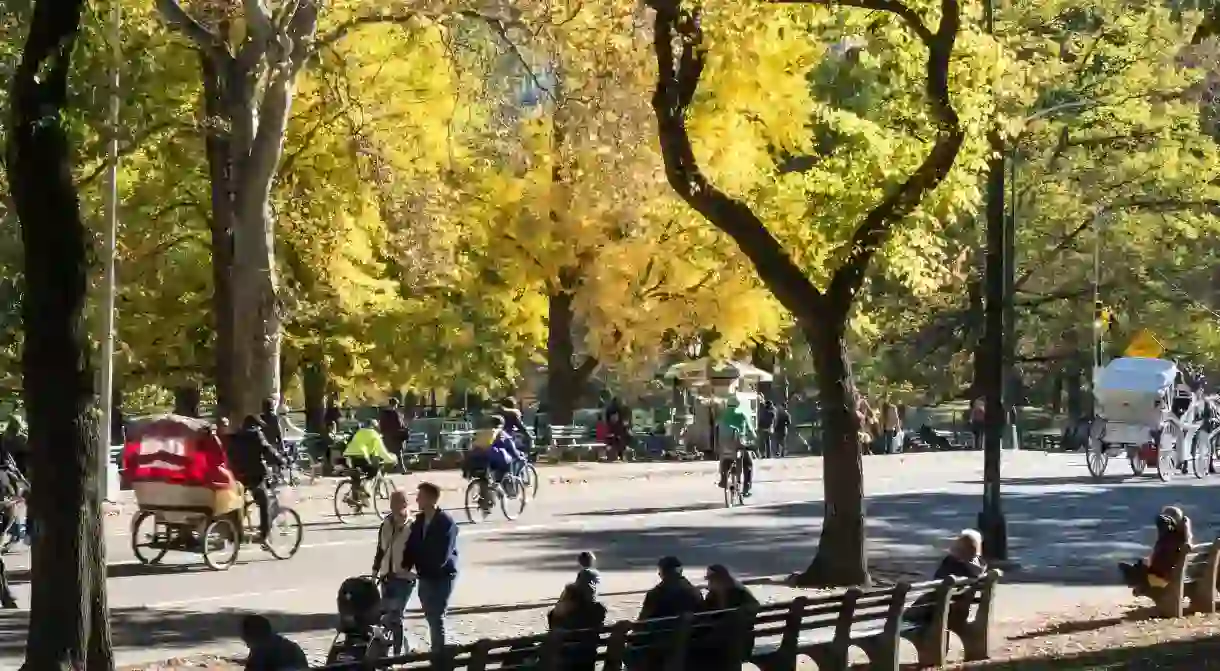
[1,450,1209,666]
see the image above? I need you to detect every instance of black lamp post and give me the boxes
[979,0,1011,563]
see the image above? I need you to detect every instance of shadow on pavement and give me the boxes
[560,503,723,518]
[492,475,1220,587]
[957,633,1220,669]
[0,606,336,657]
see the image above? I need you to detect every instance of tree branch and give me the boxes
[825,0,964,308]
[777,0,933,43]
[648,0,820,323]
[155,0,230,61]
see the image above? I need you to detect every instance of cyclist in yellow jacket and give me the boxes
[342,420,398,502]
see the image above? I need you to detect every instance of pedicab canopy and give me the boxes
[121,414,230,490]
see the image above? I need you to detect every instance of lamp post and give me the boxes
[99,0,121,502]
[979,0,1011,562]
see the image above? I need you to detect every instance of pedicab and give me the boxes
[1086,357,1210,482]
[125,415,303,570]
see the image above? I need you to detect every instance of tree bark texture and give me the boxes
[546,280,597,426]
[648,0,965,586]
[7,0,113,667]
[159,0,322,421]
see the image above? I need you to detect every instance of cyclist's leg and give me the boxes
[742,450,754,495]
[718,458,731,488]
[252,483,272,539]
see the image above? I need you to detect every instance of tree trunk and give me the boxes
[200,52,237,422]
[303,360,326,434]
[793,313,869,587]
[546,287,596,426]
[7,0,113,666]
[172,385,201,418]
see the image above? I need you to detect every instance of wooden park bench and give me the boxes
[1143,539,1220,618]
[542,424,606,463]
[750,570,1002,670]
[312,570,1003,671]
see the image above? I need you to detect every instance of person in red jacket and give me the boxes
[1120,506,1192,594]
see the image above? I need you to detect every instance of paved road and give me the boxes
[1,451,1216,667]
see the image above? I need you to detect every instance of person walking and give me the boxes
[379,397,407,462]
[401,481,458,657]
[373,490,415,655]
[757,400,776,459]
[881,399,902,455]
[773,403,791,458]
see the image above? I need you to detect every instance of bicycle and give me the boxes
[333,464,395,524]
[515,459,540,499]
[723,449,746,508]
[282,441,320,487]
[463,468,527,523]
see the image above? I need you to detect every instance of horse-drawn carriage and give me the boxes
[124,415,303,570]
[1086,357,1218,482]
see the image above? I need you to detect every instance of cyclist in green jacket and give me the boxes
[716,398,756,497]
[342,421,398,501]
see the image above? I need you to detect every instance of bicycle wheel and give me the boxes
[265,507,303,559]
[202,518,240,571]
[463,479,486,524]
[372,476,394,517]
[723,472,733,508]
[332,480,364,524]
[520,463,540,498]
[734,465,746,506]
[500,476,527,521]
[131,511,169,565]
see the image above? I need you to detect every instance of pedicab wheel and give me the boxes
[201,518,240,571]
[1157,449,1177,483]
[463,479,484,524]
[131,511,169,565]
[371,476,394,517]
[499,476,528,521]
[332,480,362,525]
[520,463,540,499]
[1192,435,1211,479]
[1086,444,1109,480]
[265,507,303,560]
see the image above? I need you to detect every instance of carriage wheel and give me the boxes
[1157,447,1177,483]
[1086,441,1109,480]
[201,518,240,571]
[131,512,169,566]
[1127,447,1146,476]
[1192,433,1211,479]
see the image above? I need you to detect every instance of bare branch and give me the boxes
[155,0,229,60]
[775,0,934,43]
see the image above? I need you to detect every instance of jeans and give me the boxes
[758,430,774,458]
[0,553,14,606]
[245,481,273,539]
[417,576,454,656]
[718,452,753,493]
[381,576,416,654]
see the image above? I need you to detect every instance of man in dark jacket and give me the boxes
[638,556,702,622]
[757,400,776,459]
[401,481,458,656]
[379,397,407,457]
[773,403,792,458]
[260,399,284,455]
[241,614,307,670]
[228,415,285,542]
[692,564,759,669]
[499,398,532,451]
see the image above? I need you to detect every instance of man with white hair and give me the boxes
[934,529,987,580]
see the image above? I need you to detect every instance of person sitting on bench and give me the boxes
[1119,506,1192,595]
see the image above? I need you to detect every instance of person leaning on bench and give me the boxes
[1119,505,1192,595]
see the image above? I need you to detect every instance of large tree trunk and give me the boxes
[7,0,113,666]
[546,286,596,425]
[200,51,237,421]
[794,311,868,587]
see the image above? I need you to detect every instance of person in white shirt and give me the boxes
[372,490,414,654]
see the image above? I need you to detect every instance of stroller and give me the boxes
[325,576,390,665]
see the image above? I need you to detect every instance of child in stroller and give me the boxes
[325,575,391,665]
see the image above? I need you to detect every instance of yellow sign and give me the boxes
[1124,329,1165,358]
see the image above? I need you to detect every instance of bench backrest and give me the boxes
[310,571,1004,670]
[550,424,593,441]
[402,432,429,453]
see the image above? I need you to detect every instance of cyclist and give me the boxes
[499,397,532,452]
[715,397,755,497]
[487,416,525,483]
[342,420,397,503]
[228,414,285,545]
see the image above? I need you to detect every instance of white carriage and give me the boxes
[1086,357,1214,481]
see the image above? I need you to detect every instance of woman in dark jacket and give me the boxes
[1120,506,1192,594]
[545,582,607,671]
